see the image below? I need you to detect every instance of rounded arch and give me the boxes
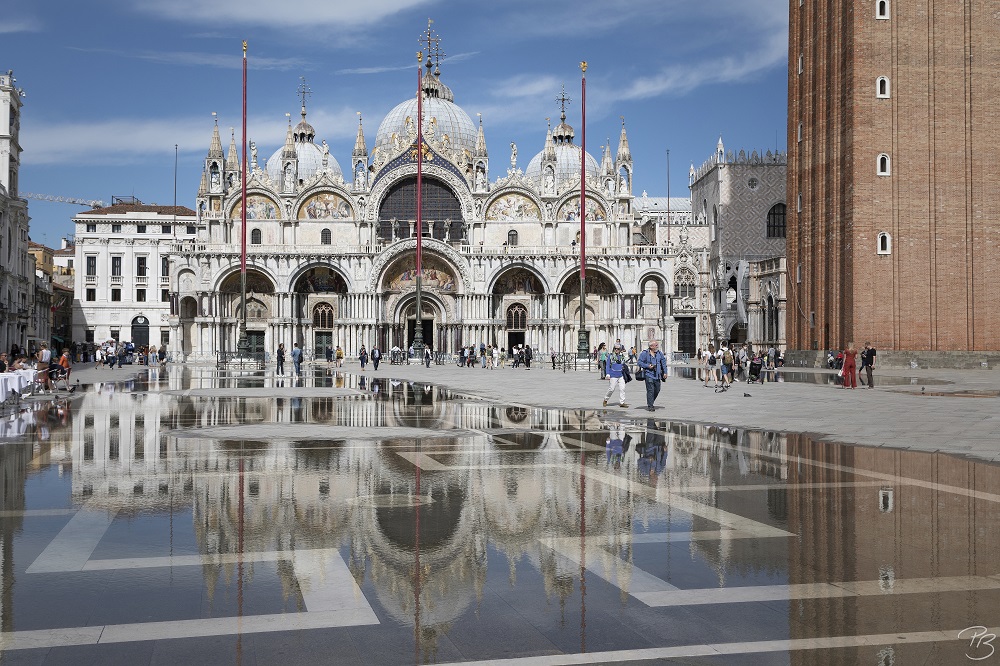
[226,190,281,221]
[369,239,470,293]
[556,265,622,295]
[483,188,543,222]
[487,263,549,295]
[178,295,198,319]
[375,175,463,242]
[379,251,461,294]
[291,264,350,294]
[294,187,355,220]
[368,163,475,223]
[555,194,609,222]
[216,267,276,294]
[391,290,448,324]
[176,268,197,294]
[636,271,668,295]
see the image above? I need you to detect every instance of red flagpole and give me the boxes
[241,41,247,276]
[580,63,587,280]
[577,62,589,359]
[416,61,423,281]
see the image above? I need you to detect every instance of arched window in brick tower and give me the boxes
[877,154,891,176]
[877,232,892,255]
[876,76,890,98]
[876,0,889,19]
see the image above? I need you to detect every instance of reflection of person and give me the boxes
[637,340,668,411]
[606,425,625,470]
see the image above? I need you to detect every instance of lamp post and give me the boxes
[576,61,590,360]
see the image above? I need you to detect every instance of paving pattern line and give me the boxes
[435,628,973,665]
[633,574,1000,606]
[25,501,118,574]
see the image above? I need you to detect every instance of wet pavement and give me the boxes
[0,365,997,664]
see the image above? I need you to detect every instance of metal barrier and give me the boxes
[216,351,266,370]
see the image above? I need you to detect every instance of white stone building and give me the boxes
[689,138,787,351]
[0,70,32,355]
[171,38,712,362]
[72,199,196,349]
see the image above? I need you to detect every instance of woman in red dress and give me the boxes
[841,342,858,389]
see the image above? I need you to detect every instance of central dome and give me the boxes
[525,112,599,189]
[375,68,477,161]
[266,105,343,183]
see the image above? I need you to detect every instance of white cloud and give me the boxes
[67,47,308,71]
[20,106,368,167]
[618,30,788,100]
[134,0,433,28]
[0,17,41,33]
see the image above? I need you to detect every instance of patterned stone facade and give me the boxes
[689,138,787,350]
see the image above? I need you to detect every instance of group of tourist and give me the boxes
[696,342,782,390]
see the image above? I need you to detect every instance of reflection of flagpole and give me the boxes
[238,40,248,357]
[577,62,589,359]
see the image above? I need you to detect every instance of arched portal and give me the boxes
[491,266,546,351]
[293,267,348,355]
[377,176,464,242]
[219,270,275,356]
[378,251,460,352]
[179,296,198,356]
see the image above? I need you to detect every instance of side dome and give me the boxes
[265,104,343,183]
[524,112,599,189]
[266,141,341,183]
[374,67,477,161]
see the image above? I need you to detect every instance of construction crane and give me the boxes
[22,193,105,208]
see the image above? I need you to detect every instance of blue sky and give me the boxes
[5,0,789,246]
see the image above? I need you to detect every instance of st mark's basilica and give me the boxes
[170,35,707,362]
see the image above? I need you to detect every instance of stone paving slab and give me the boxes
[63,359,1000,464]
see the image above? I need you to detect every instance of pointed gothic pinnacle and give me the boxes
[208,113,223,159]
[617,118,631,162]
[353,112,367,156]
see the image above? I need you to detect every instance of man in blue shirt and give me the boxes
[637,340,668,412]
[291,342,303,376]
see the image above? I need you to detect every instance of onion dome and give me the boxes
[524,107,599,188]
[265,102,342,182]
[374,60,477,160]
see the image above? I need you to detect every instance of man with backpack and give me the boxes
[637,340,668,411]
[719,341,734,387]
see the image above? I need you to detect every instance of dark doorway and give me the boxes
[130,316,150,348]
[507,331,525,350]
[407,319,434,350]
[247,331,265,357]
[676,317,696,356]
[315,331,333,358]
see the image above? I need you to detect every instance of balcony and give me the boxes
[111,275,123,285]
[160,276,170,286]
[136,276,148,286]
[85,275,97,285]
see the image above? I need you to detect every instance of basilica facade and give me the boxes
[169,50,709,362]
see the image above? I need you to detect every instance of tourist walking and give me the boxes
[703,344,718,388]
[637,340,668,411]
[523,345,533,369]
[841,342,858,389]
[276,343,285,375]
[598,343,608,380]
[861,341,876,388]
[291,342,303,376]
[359,345,368,369]
[335,346,344,368]
[602,343,629,408]
[718,341,734,387]
[424,346,432,368]
[550,348,557,370]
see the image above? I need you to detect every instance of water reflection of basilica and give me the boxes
[59,369,799,652]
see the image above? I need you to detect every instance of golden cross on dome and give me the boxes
[556,86,572,114]
[420,19,442,69]
[297,76,312,111]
